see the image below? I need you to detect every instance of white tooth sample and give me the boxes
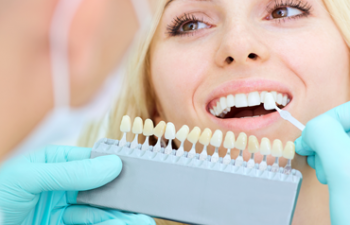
[282,95,288,106]
[164,122,176,154]
[175,125,190,157]
[141,119,154,151]
[247,135,259,168]
[210,130,223,163]
[283,141,295,174]
[223,131,235,165]
[199,128,212,160]
[277,93,283,105]
[235,132,247,167]
[260,91,267,103]
[119,115,131,147]
[283,141,295,159]
[187,127,201,159]
[259,137,271,171]
[226,94,235,108]
[130,117,143,149]
[153,121,166,152]
[271,139,283,172]
[248,91,261,106]
[271,139,283,157]
[235,94,248,108]
[220,97,227,110]
[260,137,271,155]
[270,91,277,101]
[264,93,276,110]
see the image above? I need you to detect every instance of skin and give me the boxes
[0,0,159,161]
[150,0,350,224]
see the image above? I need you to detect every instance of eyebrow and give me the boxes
[165,0,213,9]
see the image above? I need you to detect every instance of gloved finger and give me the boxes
[63,205,155,225]
[95,220,126,225]
[324,101,350,131]
[295,137,315,156]
[23,154,122,193]
[63,205,115,224]
[307,155,315,169]
[26,145,92,163]
[302,115,350,170]
[315,154,327,185]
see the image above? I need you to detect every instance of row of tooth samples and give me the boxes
[119,115,295,173]
[209,91,291,117]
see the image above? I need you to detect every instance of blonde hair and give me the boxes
[78,1,350,223]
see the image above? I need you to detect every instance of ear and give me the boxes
[69,0,139,107]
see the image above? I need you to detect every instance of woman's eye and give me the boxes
[271,7,303,19]
[180,21,208,32]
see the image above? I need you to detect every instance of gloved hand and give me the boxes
[0,145,155,225]
[295,101,350,225]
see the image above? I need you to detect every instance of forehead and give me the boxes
[165,0,214,8]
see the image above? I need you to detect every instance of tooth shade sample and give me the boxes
[210,130,223,147]
[153,121,166,138]
[283,141,295,159]
[235,132,247,150]
[264,93,276,110]
[220,97,227,110]
[120,115,131,132]
[165,122,176,140]
[271,139,283,157]
[260,91,267,103]
[187,127,201,144]
[143,119,154,136]
[176,125,190,142]
[270,91,277,101]
[132,117,143,134]
[277,93,283,105]
[223,131,235,149]
[199,128,212,146]
[248,92,260,106]
[226,94,235,107]
[235,94,248,108]
[260,138,272,155]
[248,135,259,153]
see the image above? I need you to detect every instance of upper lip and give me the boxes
[205,78,293,110]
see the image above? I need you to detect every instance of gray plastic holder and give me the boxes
[77,138,302,225]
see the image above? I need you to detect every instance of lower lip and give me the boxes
[209,104,291,131]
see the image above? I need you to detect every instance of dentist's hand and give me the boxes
[295,101,350,225]
[0,145,155,225]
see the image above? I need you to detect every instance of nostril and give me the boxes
[226,56,234,64]
[248,53,258,60]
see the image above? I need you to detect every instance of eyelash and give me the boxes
[167,0,312,37]
[166,14,209,37]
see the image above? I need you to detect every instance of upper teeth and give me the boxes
[209,91,290,117]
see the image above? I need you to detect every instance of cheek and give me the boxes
[151,42,211,119]
[273,23,350,112]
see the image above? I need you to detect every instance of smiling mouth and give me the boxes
[208,91,291,119]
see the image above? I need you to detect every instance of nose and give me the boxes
[214,23,270,67]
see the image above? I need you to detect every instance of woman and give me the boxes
[80,0,350,224]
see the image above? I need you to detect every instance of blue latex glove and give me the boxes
[0,145,155,225]
[295,101,350,225]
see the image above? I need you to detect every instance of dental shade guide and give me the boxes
[235,132,247,167]
[264,93,305,131]
[77,116,302,225]
[119,115,131,147]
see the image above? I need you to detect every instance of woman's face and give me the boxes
[150,0,350,162]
